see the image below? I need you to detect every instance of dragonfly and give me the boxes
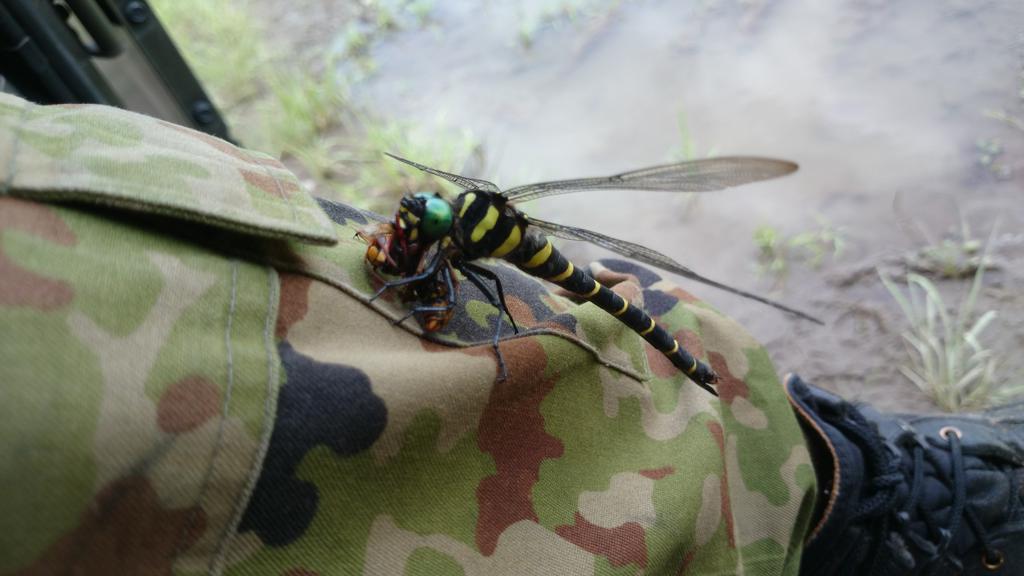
[360,153,821,395]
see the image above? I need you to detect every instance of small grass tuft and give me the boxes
[904,215,994,279]
[407,0,435,24]
[753,225,788,276]
[341,23,373,57]
[669,110,716,162]
[754,218,845,278]
[984,108,1024,133]
[975,138,1012,179]
[879,259,1010,411]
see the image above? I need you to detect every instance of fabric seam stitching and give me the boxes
[208,266,282,575]
[169,260,240,572]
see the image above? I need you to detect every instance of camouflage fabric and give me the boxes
[0,93,817,575]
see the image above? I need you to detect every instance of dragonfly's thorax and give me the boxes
[451,189,528,261]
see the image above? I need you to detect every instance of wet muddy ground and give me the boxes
[259,0,1024,412]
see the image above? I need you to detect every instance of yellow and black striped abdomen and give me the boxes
[453,191,525,260]
[509,230,718,392]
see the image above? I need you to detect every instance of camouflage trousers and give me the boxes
[0,93,816,575]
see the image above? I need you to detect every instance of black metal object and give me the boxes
[0,0,234,142]
[65,0,122,56]
[0,0,120,104]
[112,0,230,137]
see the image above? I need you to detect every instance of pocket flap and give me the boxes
[0,94,337,245]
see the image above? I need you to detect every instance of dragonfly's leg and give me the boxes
[370,250,444,302]
[441,265,457,311]
[458,264,509,381]
[393,304,450,326]
[461,262,519,335]
[392,267,459,327]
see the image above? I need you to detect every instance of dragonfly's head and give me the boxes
[398,192,453,243]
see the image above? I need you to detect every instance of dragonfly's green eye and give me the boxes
[417,193,453,240]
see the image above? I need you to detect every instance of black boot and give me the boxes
[785,374,1024,575]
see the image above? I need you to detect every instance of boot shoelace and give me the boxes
[827,406,1021,574]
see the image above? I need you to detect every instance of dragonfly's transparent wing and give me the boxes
[503,157,797,203]
[315,196,389,224]
[384,152,502,193]
[527,215,822,324]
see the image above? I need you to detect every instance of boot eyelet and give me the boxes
[939,426,962,440]
[982,549,1004,571]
